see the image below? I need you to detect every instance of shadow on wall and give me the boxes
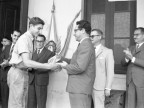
[114,44,125,64]
[114,44,127,74]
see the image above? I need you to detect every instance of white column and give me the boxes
[137,0,144,27]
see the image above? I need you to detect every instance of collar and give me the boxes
[79,37,89,44]
[95,44,101,53]
[137,42,144,48]
[27,31,34,41]
[10,43,15,49]
[11,43,15,46]
[37,47,44,53]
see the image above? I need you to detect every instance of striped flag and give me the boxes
[59,10,81,57]
[47,0,61,53]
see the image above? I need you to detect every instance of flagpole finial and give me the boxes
[51,0,55,13]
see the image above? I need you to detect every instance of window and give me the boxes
[84,0,136,74]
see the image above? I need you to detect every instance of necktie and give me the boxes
[8,44,15,61]
[137,44,140,48]
[136,44,139,51]
[32,39,35,53]
[37,49,40,55]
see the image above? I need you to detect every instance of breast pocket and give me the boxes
[97,57,105,69]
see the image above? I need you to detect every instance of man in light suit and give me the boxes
[90,29,114,108]
[59,20,95,108]
[27,34,54,108]
[121,27,144,108]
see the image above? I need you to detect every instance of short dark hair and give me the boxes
[36,34,46,41]
[135,27,144,34]
[12,29,21,35]
[29,17,45,26]
[3,36,11,41]
[91,29,103,39]
[91,29,103,35]
[76,20,91,35]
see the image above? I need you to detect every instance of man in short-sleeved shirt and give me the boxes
[9,31,34,65]
[7,17,60,108]
[7,31,34,108]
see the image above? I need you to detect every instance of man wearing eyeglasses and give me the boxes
[58,20,95,108]
[122,27,144,108]
[90,29,114,108]
[27,34,54,108]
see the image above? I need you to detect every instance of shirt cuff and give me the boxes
[131,57,136,63]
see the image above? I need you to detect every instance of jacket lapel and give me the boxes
[37,48,46,60]
[32,48,46,61]
[133,43,144,55]
[96,45,103,58]
[32,50,39,61]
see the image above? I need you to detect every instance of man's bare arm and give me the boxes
[21,52,59,70]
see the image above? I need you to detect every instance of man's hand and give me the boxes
[55,54,62,60]
[0,60,9,69]
[48,55,62,64]
[44,63,61,71]
[53,64,62,72]
[123,48,133,60]
[57,61,67,68]
[105,89,111,97]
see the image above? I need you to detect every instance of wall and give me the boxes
[137,0,144,27]
[28,0,81,58]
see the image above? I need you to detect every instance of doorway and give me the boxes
[0,0,29,102]
[0,0,29,47]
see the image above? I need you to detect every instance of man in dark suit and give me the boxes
[27,34,54,108]
[0,36,11,101]
[122,27,144,108]
[59,20,95,108]
[0,30,21,108]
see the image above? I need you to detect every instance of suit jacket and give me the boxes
[65,38,95,95]
[121,44,144,87]
[0,44,12,81]
[28,47,54,86]
[93,45,114,90]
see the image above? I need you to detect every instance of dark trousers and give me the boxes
[0,80,9,108]
[69,93,92,108]
[27,83,47,108]
[125,80,144,108]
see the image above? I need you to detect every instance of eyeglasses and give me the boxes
[133,33,142,37]
[36,40,45,43]
[89,35,100,39]
[74,28,81,32]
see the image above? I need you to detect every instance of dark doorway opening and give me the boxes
[0,0,21,47]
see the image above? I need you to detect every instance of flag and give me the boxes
[59,10,81,57]
[47,0,61,53]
